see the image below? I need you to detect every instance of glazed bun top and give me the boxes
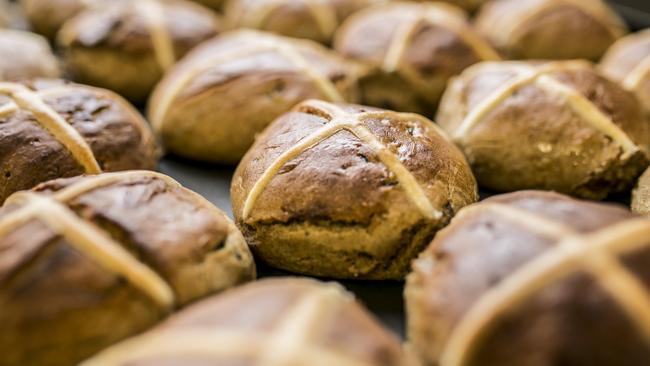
[0,170,252,308]
[58,0,220,71]
[149,30,361,163]
[232,99,477,228]
[333,1,499,114]
[0,79,159,203]
[82,278,409,366]
[335,1,499,70]
[438,60,648,153]
[407,190,650,366]
[475,0,627,60]
[150,29,359,129]
[0,30,60,81]
[436,60,650,198]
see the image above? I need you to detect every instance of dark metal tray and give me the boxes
[158,3,650,338]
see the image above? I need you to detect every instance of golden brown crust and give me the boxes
[231,100,477,279]
[149,30,361,163]
[58,0,220,102]
[333,1,499,116]
[0,79,159,204]
[437,60,650,199]
[0,30,60,81]
[0,171,255,366]
[224,0,380,44]
[406,190,650,366]
[82,278,407,366]
[475,0,627,60]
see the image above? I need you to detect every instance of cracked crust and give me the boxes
[0,79,159,204]
[0,172,255,366]
[437,61,650,199]
[231,100,477,279]
[57,0,220,102]
[406,191,650,366]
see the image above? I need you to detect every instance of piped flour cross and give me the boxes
[241,99,446,222]
[0,171,180,308]
[437,202,650,366]
[450,61,640,159]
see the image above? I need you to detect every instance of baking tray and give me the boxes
[158,3,650,338]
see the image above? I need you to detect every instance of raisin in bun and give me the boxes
[334,1,500,116]
[0,79,159,203]
[406,190,650,366]
[437,60,650,199]
[149,30,361,164]
[58,0,220,103]
[0,171,255,366]
[475,0,627,60]
[231,99,477,279]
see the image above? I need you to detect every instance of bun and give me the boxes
[406,190,650,366]
[334,1,499,115]
[149,30,360,163]
[437,60,650,199]
[0,79,159,203]
[0,171,255,366]
[232,99,477,279]
[58,0,220,102]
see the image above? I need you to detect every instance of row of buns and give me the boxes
[3,0,650,192]
[4,169,650,365]
[2,0,650,365]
